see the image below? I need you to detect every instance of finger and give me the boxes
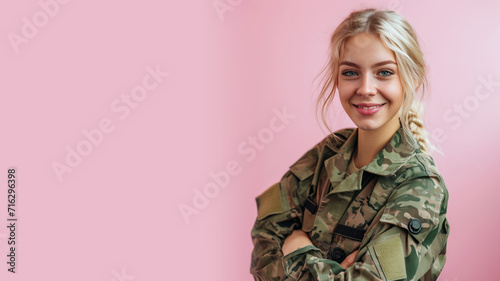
[348,250,360,263]
[339,259,351,268]
[340,250,359,268]
[351,250,360,259]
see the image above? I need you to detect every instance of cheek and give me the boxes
[337,91,352,107]
[384,85,404,104]
[337,83,355,101]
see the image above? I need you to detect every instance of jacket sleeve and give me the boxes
[281,174,450,281]
[250,166,314,281]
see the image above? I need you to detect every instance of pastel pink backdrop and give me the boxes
[1,0,499,280]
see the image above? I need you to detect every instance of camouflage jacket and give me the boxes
[250,125,450,281]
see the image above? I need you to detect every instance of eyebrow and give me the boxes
[339,60,397,68]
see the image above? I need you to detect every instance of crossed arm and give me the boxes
[251,175,449,280]
[282,229,359,269]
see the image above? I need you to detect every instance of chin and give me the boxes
[352,120,382,131]
[356,125,381,131]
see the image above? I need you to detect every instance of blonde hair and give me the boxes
[314,8,440,155]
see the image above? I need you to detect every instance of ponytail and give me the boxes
[402,104,443,156]
[407,105,428,152]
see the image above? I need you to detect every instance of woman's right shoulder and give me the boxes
[287,127,355,182]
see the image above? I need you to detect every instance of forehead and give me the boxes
[341,33,396,63]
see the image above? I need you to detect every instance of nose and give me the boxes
[356,75,377,96]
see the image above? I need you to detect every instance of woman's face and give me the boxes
[337,32,404,133]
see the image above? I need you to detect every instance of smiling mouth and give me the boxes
[353,103,386,109]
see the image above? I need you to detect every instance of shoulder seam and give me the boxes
[414,154,440,178]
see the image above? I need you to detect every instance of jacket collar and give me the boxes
[324,122,421,192]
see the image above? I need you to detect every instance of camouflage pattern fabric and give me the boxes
[250,124,450,281]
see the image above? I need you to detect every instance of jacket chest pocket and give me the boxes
[326,178,387,262]
[329,224,366,262]
[327,200,375,261]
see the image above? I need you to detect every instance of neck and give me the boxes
[353,119,401,168]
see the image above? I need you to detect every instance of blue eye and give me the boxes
[341,70,358,77]
[379,70,394,76]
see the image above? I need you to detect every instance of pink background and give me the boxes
[1,0,499,280]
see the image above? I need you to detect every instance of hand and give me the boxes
[340,250,359,269]
[282,229,313,256]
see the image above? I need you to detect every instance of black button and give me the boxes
[408,218,422,234]
[331,247,345,263]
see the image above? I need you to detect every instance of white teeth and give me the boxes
[355,104,383,109]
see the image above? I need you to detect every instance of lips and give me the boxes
[353,103,385,109]
[353,103,386,116]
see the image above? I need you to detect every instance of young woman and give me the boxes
[250,8,450,281]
